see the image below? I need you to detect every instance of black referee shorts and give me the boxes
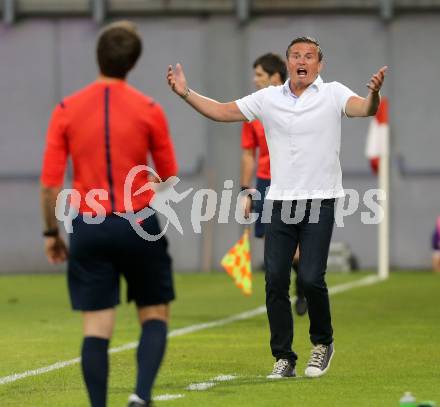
[68,212,174,311]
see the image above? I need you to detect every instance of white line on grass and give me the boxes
[153,394,185,401]
[212,374,237,382]
[0,275,382,386]
[0,358,82,385]
[187,382,216,391]
[186,374,238,392]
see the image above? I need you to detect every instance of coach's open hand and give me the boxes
[367,66,387,93]
[167,63,188,97]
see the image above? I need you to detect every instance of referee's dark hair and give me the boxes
[97,21,142,79]
[253,53,287,83]
[286,36,323,62]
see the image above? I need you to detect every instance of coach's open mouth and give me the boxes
[297,68,307,77]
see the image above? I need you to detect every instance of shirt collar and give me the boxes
[283,75,323,97]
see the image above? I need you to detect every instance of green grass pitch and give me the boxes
[0,271,439,406]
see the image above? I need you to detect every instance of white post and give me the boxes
[92,0,106,24]
[236,0,250,24]
[378,125,390,280]
[3,0,16,25]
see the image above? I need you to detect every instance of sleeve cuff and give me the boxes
[235,100,254,122]
[343,93,357,117]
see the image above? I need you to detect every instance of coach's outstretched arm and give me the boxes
[167,64,246,122]
[345,66,388,118]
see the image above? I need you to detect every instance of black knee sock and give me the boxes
[135,319,167,402]
[81,337,109,407]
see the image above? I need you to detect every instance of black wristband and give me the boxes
[43,228,59,238]
[240,186,250,192]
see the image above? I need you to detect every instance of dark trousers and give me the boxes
[264,199,335,363]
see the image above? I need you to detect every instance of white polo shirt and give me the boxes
[236,76,357,200]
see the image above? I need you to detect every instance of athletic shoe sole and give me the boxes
[304,348,335,378]
[267,373,296,379]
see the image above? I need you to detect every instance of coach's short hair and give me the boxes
[253,53,287,83]
[97,21,142,79]
[286,36,323,62]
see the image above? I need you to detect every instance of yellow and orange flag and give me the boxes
[221,229,252,295]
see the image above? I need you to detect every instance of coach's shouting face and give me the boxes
[286,40,323,95]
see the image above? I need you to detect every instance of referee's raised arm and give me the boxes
[167,63,247,122]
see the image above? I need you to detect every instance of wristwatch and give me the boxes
[42,228,59,238]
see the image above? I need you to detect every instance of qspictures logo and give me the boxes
[55,165,386,241]
[115,166,193,241]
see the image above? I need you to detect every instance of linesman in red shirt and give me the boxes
[40,21,177,407]
[241,53,307,316]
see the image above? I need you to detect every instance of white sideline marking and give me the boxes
[187,374,237,391]
[153,394,185,401]
[0,358,82,385]
[213,374,237,382]
[187,382,216,391]
[0,275,382,386]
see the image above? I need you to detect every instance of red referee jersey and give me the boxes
[41,80,178,214]
[241,120,270,180]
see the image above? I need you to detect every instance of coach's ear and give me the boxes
[317,60,324,74]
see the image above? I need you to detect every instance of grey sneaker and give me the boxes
[267,359,296,379]
[304,343,335,378]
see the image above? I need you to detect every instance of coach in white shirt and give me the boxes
[167,36,386,379]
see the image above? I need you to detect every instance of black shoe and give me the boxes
[294,296,308,316]
[267,359,296,379]
[305,342,335,378]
